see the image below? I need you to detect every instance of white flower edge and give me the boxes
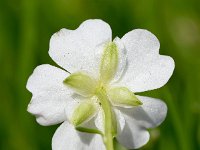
[117,29,175,92]
[117,96,167,149]
[26,64,77,126]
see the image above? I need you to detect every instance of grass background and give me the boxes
[0,0,200,149]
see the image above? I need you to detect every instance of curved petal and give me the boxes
[49,19,112,76]
[119,29,175,92]
[115,109,126,134]
[26,64,75,126]
[119,96,167,129]
[94,110,104,132]
[112,37,127,83]
[117,116,150,149]
[52,121,105,150]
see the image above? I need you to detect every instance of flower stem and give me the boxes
[96,87,114,150]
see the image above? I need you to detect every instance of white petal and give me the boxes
[112,37,127,83]
[117,116,150,149]
[27,64,76,126]
[119,29,175,92]
[94,110,104,132]
[94,108,125,134]
[64,97,81,122]
[115,109,126,134]
[49,19,112,76]
[117,96,167,149]
[119,96,167,128]
[52,121,105,150]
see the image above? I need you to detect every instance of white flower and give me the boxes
[27,19,175,150]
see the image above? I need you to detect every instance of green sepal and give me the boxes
[108,87,142,107]
[70,101,97,126]
[75,126,103,135]
[63,72,97,97]
[100,42,118,83]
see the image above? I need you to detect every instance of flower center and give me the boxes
[63,41,142,150]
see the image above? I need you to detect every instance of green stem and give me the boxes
[95,87,114,150]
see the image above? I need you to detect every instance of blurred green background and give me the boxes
[0,0,200,149]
